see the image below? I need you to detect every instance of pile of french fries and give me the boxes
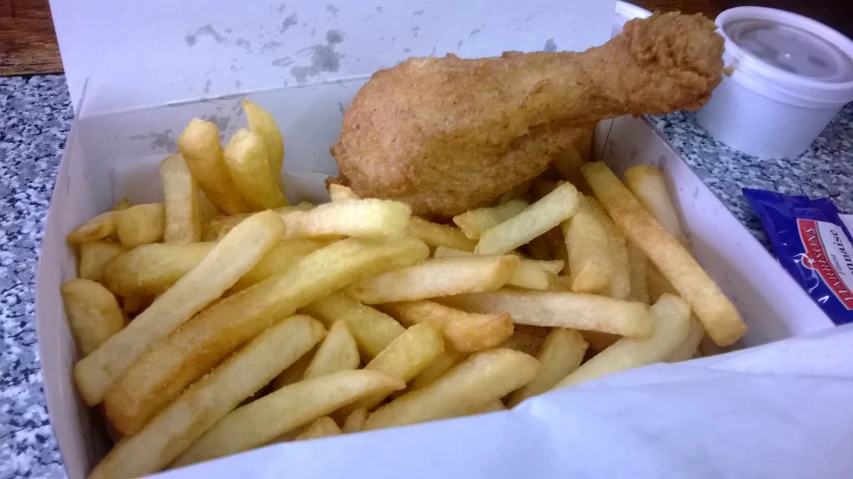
[61,102,746,478]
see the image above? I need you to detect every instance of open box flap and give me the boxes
[159,324,853,479]
[47,0,615,116]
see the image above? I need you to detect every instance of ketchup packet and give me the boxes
[744,188,853,325]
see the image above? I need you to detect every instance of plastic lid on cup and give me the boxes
[717,7,853,107]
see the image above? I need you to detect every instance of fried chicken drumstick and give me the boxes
[332,12,725,219]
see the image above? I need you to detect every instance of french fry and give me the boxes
[224,129,289,210]
[364,348,539,430]
[161,154,202,243]
[561,195,614,293]
[576,127,594,162]
[440,290,652,338]
[89,315,325,479]
[379,300,513,353]
[551,144,586,189]
[406,216,477,252]
[433,246,558,291]
[329,184,361,202]
[476,182,579,255]
[646,263,676,302]
[410,348,467,390]
[530,177,559,202]
[452,199,528,240]
[202,204,308,240]
[61,279,127,356]
[271,347,315,390]
[525,235,554,261]
[103,237,428,435]
[500,324,549,356]
[585,197,630,299]
[242,99,285,178]
[582,162,746,346]
[295,416,342,441]
[177,118,251,215]
[76,210,285,407]
[302,292,405,362]
[231,239,326,292]
[338,321,445,416]
[78,241,125,282]
[114,203,165,247]
[173,370,404,467]
[103,242,215,297]
[303,321,360,380]
[341,408,368,434]
[582,331,620,351]
[507,328,588,407]
[668,316,706,362]
[198,194,221,222]
[282,199,411,239]
[67,211,117,243]
[553,294,691,390]
[627,242,650,304]
[624,165,687,244]
[347,255,519,304]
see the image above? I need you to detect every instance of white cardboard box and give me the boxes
[37,1,848,478]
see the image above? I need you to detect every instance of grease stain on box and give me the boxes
[185,24,228,47]
[129,131,177,152]
[278,3,286,13]
[326,4,339,17]
[544,38,557,52]
[280,13,298,33]
[272,57,294,67]
[261,41,283,53]
[414,9,424,16]
[235,38,252,51]
[290,29,345,83]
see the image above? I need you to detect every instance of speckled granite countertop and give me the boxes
[1,73,851,478]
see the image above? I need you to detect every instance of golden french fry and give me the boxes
[114,203,165,247]
[224,129,289,210]
[339,321,445,416]
[624,165,687,245]
[406,216,477,252]
[581,162,746,346]
[303,321,360,380]
[272,347,315,390]
[89,315,325,479]
[302,292,405,362]
[341,408,368,434]
[476,183,579,255]
[103,237,428,435]
[433,246,557,291]
[500,324,550,356]
[103,242,215,297]
[198,194,221,223]
[329,183,361,202]
[295,416,342,441]
[410,348,468,390]
[507,328,588,407]
[561,195,614,293]
[668,316,706,362]
[577,127,594,162]
[173,370,404,467]
[242,99,285,179]
[282,199,411,239]
[203,204,309,240]
[379,300,513,353]
[78,241,126,282]
[231,239,326,292]
[627,242,650,304]
[553,294,691,390]
[61,279,127,356]
[364,349,539,430]
[452,200,529,240]
[67,211,117,243]
[530,178,559,202]
[646,263,676,302]
[551,144,586,189]
[584,197,630,299]
[347,255,519,304]
[77,211,285,407]
[161,154,202,243]
[440,290,652,338]
[177,118,250,215]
